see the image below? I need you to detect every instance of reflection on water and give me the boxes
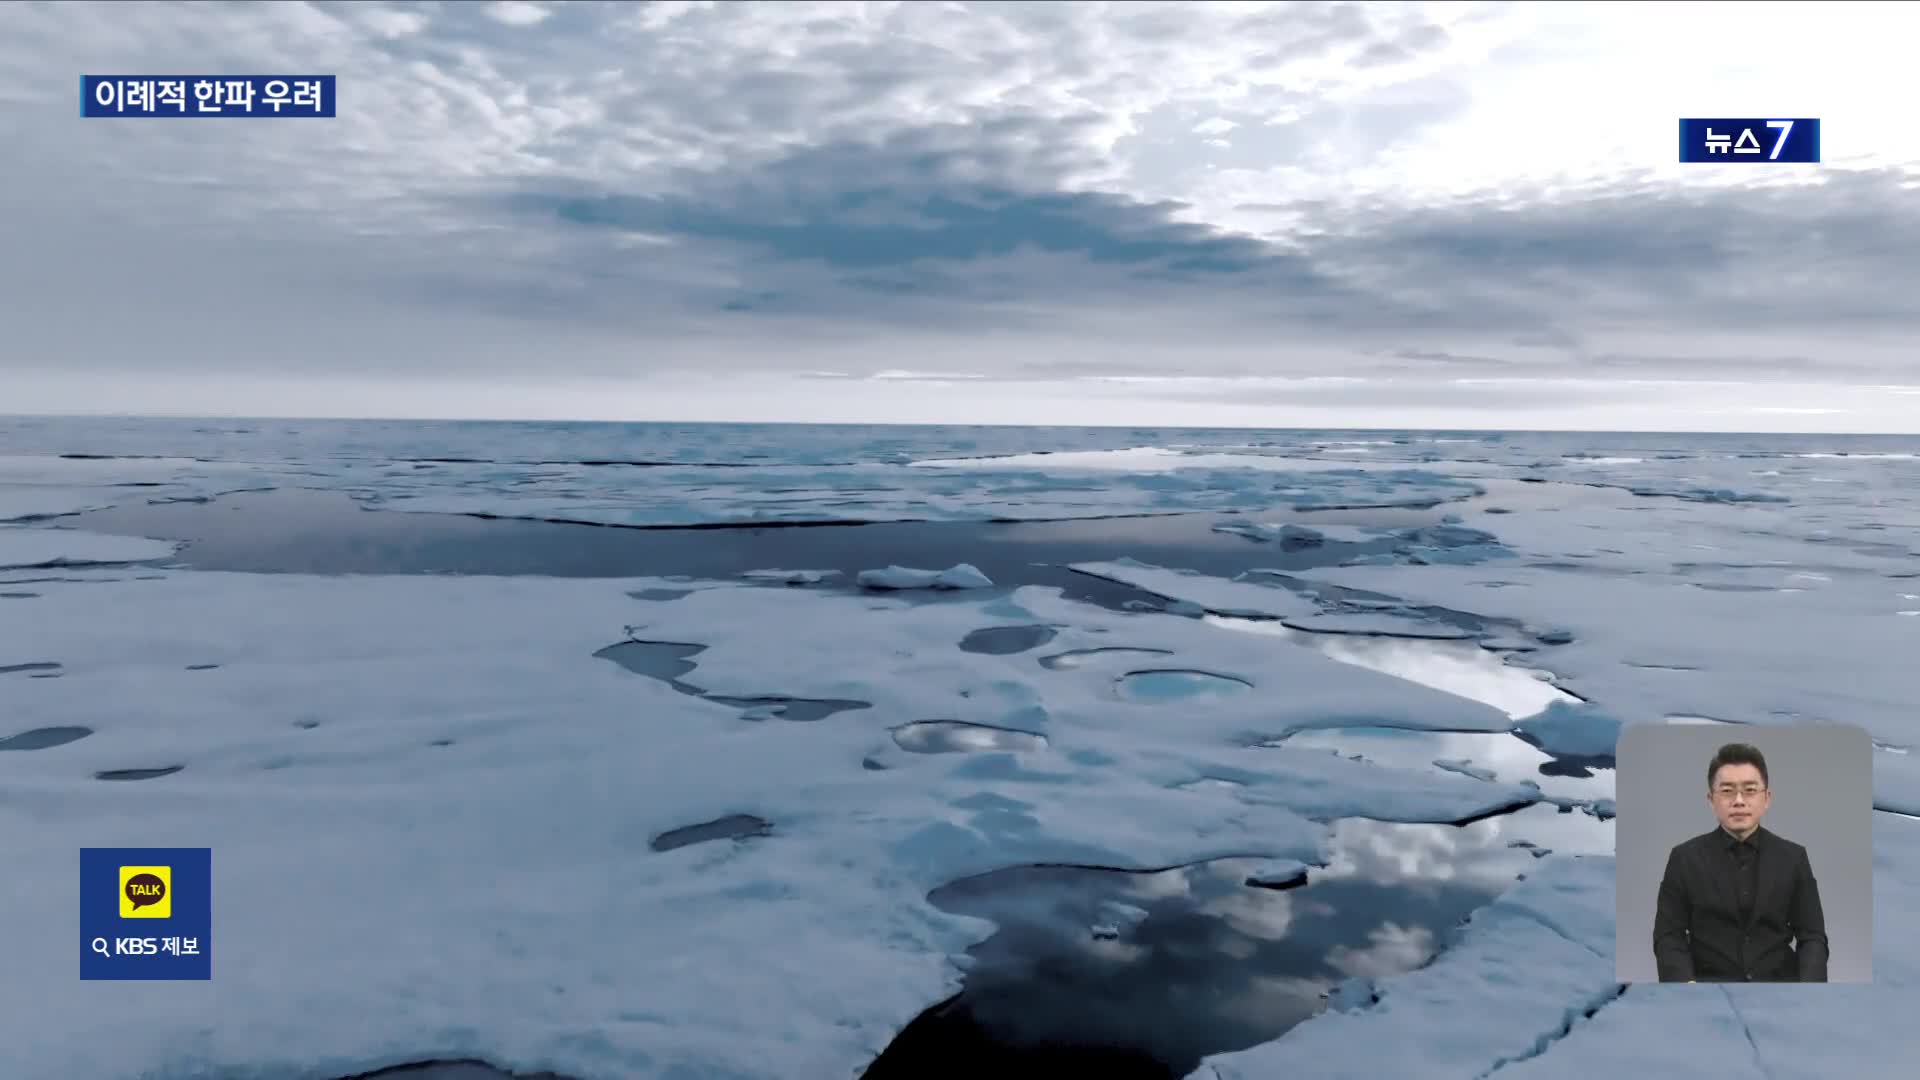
[592,639,705,682]
[960,625,1059,655]
[650,813,773,852]
[893,721,1049,754]
[1114,669,1254,703]
[94,765,183,781]
[865,804,1611,1077]
[72,489,1450,615]
[1038,647,1174,671]
[0,725,93,751]
[591,639,871,722]
[1206,615,1575,720]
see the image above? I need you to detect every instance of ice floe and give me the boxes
[0,527,180,569]
[1299,559,1920,814]
[0,569,1549,1080]
[740,568,840,584]
[1212,522,1390,546]
[858,564,994,590]
[1070,559,1318,619]
[1513,700,1625,761]
[1275,612,1478,639]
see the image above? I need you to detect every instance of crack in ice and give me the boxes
[1474,982,1631,1079]
[1721,987,1777,1080]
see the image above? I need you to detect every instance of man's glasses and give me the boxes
[1714,784,1766,800]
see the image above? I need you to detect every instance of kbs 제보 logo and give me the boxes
[80,847,212,980]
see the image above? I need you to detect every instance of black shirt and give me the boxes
[1654,824,1829,982]
[1723,826,1761,923]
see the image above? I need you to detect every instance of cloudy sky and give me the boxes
[3,1,1917,431]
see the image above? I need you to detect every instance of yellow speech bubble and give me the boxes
[119,865,171,918]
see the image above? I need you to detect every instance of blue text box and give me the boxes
[80,848,213,980]
[82,76,334,118]
[1679,118,1819,163]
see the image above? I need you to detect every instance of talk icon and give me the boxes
[119,865,172,918]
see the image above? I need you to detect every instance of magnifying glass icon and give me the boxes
[90,937,110,957]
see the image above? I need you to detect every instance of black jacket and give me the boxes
[1653,824,1828,982]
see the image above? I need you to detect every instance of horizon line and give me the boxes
[1,412,1917,438]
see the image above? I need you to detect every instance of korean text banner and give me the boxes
[82,76,334,117]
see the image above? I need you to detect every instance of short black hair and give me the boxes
[1708,743,1769,789]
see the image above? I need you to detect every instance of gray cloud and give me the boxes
[489,149,1920,385]
[1129,378,1653,412]
[1,1,1916,428]
[1319,171,1920,334]
[522,132,1275,282]
[1381,349,1520,367]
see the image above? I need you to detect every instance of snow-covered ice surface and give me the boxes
[1070,559,1320,620]
[0,526,181,568]
[3,575,1535,1080]
[2,418,1918,1079]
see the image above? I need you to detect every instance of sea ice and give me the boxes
[0,453,280,522]
[1069,559,1318,619]
[1625,486,1791,504]
[1192,854,1623,1080]
[857,564,994,590]
[5,425,1917,1079]
[1512,701,1625,761]
[1433,758,1499,783]
[339,454,1481,527]
[1276,612,1477,639]
[740,568,840,584]
[0,569,1549,1080]
[1205,616,1576,722]
[0,488,119,521]
[1302,538,1920,811]
[0,527,181,568]
[907,447,1450,477]
[1212,522,1389,546]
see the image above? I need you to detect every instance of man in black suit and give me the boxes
[1653,742,1828,982]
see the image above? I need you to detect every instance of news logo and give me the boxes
[81,75,335,117]
[1679,118,1820,163]
[80,848,212,980]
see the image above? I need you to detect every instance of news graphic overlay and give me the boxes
[80,848,212,980]
[1679,118,1820,163]
[82,76,334,117]
[119,866,171,918]
[1614,723,1871,984]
